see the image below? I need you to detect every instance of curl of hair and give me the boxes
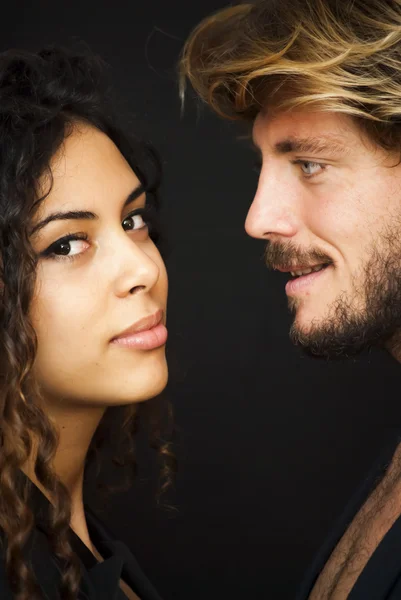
[179,0,401,152]
[0,45,174,600]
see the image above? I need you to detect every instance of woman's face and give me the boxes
[29,123,168,407]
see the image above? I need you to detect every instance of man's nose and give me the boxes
[245,170,300,240]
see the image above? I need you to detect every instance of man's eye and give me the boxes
[297,161,324,176]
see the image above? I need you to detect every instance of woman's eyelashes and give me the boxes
[40,206,159,262]
[122,209,147,232]
[41,232,90,262]
[122,205,160,240]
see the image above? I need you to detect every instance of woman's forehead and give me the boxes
[39,124,141,213]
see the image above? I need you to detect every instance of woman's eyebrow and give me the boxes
[123,184,146,208]
[31,184,145,235]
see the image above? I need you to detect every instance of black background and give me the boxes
[2,2,401,599]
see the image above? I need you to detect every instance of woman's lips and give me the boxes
[110,322,168,350]
[110,308,167,350]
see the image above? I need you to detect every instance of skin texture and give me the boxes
[248,108,401,599]
[248,109,401,358]
[23,123,168,593]
[31,123,168,408]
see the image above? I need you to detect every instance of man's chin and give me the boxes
[288,306,353,358]
[289,304,325,334]
[289,322,341,359]
[289,313,373,360]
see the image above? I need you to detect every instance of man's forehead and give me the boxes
[252,109,355,154]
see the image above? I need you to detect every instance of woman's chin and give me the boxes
[115,361,169,405]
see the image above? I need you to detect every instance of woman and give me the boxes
[0,45,172,600]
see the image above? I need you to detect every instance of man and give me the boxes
[180,1,401,598]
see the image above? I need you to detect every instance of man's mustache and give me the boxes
[264,241,332,270]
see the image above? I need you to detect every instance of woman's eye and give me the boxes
[55,239,89,256]
[122,212,148,232]
[298,161,324,176]
[41,235,90,260]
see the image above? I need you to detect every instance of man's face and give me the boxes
[248,109,401,358]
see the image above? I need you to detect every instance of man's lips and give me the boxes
[275,263,329,273]
[285,264,332,295]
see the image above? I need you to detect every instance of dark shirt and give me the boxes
[0,478,164,600]
[296,434,401,600]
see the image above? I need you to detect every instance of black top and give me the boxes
[0,477,164,600]
[296,434,401,600]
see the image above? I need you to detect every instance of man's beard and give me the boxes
[264,230,401,359]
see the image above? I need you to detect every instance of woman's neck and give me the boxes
[22,403,106,531]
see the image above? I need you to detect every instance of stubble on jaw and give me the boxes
[265,221,401,360]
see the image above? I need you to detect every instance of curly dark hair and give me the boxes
[0,45,174,600]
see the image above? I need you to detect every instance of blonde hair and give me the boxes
[179,0,401,151]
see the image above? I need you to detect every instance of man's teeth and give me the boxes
[290,264,326,277]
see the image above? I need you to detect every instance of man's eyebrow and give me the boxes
[274,136,348,156]
[250,135,349,157]
[31,183,146,235]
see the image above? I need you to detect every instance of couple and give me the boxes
[0,0,400,598]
